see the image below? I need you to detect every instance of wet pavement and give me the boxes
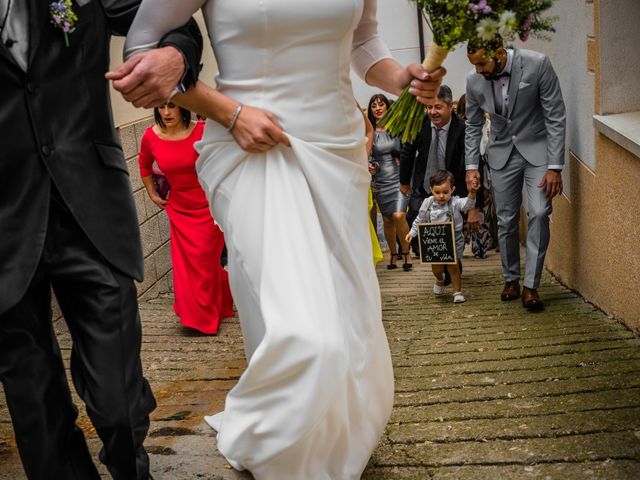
[1,248,639,479]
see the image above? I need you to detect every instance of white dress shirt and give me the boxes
[1,0,28,71]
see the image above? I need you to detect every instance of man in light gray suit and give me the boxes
[464,40,566,311]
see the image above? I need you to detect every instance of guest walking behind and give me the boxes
[139,103,234,334]
[368,94,412,271]
[400,85,483,279]
[406,170,478,303]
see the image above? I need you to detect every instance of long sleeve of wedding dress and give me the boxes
[125,2,394,479]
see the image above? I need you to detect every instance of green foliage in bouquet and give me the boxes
[381,0,475,144]
[416,0,477,50]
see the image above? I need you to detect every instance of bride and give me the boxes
[116,1,443,478]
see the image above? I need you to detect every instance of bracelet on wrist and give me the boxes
[228,102,243,132]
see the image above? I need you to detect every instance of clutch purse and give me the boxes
[152,168,170,200]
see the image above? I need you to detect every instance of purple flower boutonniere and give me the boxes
[50,0,78,47]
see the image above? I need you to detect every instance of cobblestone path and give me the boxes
[1,249,639,479]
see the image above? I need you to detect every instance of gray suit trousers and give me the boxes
[491,148,552,289]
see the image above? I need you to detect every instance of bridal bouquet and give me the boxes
[382,0,557,144]
[468,0,557,51]
[381,0,475,143]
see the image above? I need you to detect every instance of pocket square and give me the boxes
[518,81,530,89]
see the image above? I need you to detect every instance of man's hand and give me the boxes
[466,169,480,193]
[106,46,186,108]
[399,184,412,196]
[539,170,563,199]
[467,207,482,232]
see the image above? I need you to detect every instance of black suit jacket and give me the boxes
[399,113,482,207]
[0,0,202,315]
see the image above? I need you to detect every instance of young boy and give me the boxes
[405,169,479,303]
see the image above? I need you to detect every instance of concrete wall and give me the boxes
[543,0,640,333]
[117,120,175,301]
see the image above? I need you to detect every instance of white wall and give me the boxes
[599,0,640,114]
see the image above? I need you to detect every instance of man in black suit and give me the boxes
[399,85,483,259]
[0,1,202,478]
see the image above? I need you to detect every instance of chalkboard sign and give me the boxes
[418,222,457,265]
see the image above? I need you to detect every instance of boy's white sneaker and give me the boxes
[453,292,466,303]
[433,283,445,295]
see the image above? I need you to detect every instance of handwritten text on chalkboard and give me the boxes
[418,222,457,265]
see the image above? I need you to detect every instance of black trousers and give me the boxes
[0,188,156,479]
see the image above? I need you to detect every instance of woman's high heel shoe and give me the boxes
[387,252,398,270]
[402,252,413,271]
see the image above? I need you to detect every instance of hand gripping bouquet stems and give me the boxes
[381,0,475,144]
[381,0,558,144]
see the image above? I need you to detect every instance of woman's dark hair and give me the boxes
[429,169,455,188]
[456,94,466,119]
[367,93,391,128]
[154,104,192,129]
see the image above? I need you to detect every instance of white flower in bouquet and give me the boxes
[498,10,518,38]
[477,18,499,41]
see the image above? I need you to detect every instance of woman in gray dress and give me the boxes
[367,94,412,271]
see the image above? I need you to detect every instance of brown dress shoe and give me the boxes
[522,287,544,311]
[500,280,520,301]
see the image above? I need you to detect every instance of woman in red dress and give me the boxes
[139,103,234,334]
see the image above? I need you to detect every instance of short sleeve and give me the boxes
[351,0,393,80]
[138,128,156,178]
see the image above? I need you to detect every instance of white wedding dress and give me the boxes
[125,1,394,478]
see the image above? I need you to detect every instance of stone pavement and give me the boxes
[1,248,640,479]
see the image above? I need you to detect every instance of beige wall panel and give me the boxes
[546,139,640,332]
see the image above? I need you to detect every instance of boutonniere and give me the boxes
[50,0,78,47]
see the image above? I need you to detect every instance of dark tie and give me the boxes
[423,127,443,193]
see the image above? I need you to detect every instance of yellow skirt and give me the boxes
[368,188,383,266]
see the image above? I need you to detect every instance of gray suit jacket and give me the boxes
[465,48,566,170]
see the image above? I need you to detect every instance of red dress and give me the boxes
[139,122,234,334]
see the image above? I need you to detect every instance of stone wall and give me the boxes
[118,118,174,302]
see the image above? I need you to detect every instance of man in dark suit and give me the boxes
[399,85,483,259]
[465,41,565,311]
[0,1,202,478]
